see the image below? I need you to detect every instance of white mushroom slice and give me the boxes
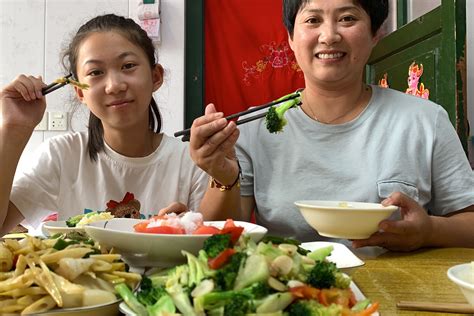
[278,244,298,256]
[287,280,305,288]
[268,276,288,292]
[271,255,293,276]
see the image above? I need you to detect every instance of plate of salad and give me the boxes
[84,213,267,267]
[43,211,114,236]
[116,233,379,316]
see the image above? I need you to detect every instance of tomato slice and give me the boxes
[208,248,236,269]
[290,285,320,300]
[193,225,221,235]
[133,221,150,233]
[134,222,185,234]
[223,218,236,228]
[220,226,244,244]
[143,225,185,234]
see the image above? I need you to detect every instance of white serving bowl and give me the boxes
[294,200,398,239]
[84,218,267,267]
[447,262,474,306]
[42,220,85,236]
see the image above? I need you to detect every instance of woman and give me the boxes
[189,0,474,251]
[0,14,207,236]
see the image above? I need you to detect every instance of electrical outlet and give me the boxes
[34,112,48,131]
[48,111,68,131]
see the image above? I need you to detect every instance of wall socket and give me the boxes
[48,111,68,131]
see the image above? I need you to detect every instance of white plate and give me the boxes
[42,220,85,236]
[31,298,121,316]
[301,241,365,272]
[119,281,378,316]
[84,218,267,267]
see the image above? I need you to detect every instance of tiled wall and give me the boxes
[0,0,185,172]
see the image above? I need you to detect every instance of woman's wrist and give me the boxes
[210,160,242,191]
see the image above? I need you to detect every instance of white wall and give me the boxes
[0,0,185,171]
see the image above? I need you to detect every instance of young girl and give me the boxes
[0,14,207,236]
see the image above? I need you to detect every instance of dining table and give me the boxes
[350,247,474,315]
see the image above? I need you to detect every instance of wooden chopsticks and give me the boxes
[174,90,302,142]
[397,301,474,314]
[41,74,73,96]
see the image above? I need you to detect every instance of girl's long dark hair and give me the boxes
[62,14,162,161]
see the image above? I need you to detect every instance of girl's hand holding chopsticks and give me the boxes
[0,74,47,131]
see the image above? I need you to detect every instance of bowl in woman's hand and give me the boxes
[294,200,398,239]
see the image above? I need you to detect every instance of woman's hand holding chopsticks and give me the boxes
[189,103,241,188]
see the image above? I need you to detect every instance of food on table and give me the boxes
[66,211,114,228]
[54,77,89,90]
[133,212,244,237]
[0,232,141,314]
[118,233,378,316]
[106,192,141,219]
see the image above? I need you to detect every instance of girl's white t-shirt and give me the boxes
[11,132,208,229]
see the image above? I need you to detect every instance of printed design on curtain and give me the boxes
[377,62,430,100]
[242,41,302,86]
[378,73,389,88]
[405,62,429,99]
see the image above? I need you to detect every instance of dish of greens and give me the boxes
[117,233,378,316]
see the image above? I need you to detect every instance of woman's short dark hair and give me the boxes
[283,0,389,37]
[61,14,162,161]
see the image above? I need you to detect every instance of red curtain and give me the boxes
[204,0,305,116]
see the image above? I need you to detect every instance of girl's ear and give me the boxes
[152,64,164,92]
[74,86,85,102]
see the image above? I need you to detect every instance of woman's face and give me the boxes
[74,31,163,132]
[288,0,379,88]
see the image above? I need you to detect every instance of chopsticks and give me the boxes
[397,301,474,314]
[174,91,302,142]
[41,73,73,96]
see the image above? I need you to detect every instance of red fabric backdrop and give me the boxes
[204,0,305,116]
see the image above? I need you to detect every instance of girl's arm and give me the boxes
[0,75,46,231]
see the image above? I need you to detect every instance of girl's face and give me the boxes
[74,31,163,132]
[288,0,379,88]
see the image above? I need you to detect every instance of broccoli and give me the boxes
[65,214,86,227]
[194,282,270,314]
[203,234,232,258]
[215,252,246,290]
[265,92,302,134]
[115,283,147,316]
[306,261,337,289]
[307,246,334,262]
[233,254,270,290]
[261,235,309,255]
[288,299,342,316]
[132,276,177,316]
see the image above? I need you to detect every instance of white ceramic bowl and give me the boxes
[294,200,398,239]
[447,262,474,306]
[42,220,85,236]
[84,218,267,267]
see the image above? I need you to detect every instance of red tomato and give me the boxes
[290,286,320,300]
[223,218,236,228]
[220,226,244,244]
[134,222,185,234]
[193,225,221,235]
[142,225,185,234]
[208,248,236,269]
[133,221,150,233]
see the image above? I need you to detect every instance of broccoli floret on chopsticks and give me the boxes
[265,91,302,133]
